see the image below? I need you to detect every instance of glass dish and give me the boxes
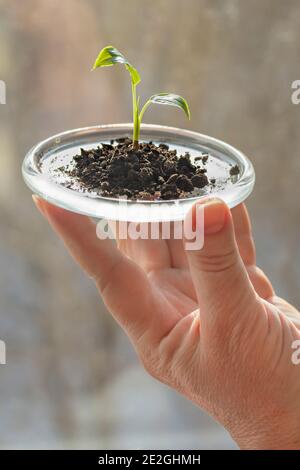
[22,124,255,222]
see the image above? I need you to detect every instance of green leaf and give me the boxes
[143,93,191,119]
[92,45,140,86]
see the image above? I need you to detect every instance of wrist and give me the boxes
[230,412,300,450]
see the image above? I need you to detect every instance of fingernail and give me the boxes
[32,195,47,217]
[193,197,227,234]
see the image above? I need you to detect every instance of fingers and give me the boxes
[111,221,188,272]
[231,204,256,266]
[185,198,260,333]
[168,206,261,274]
[113,206,254,273]
[33,196,120,281]
[247,266,274,299]
[231,205,274,298]
[167,237,189,269]
[110,221,172,272]
[33,197,156,340]
[270,296,300,327]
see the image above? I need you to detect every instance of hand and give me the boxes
[33,196,300,449]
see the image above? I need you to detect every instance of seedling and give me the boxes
[47,46,239,201]
[92,45,190,149]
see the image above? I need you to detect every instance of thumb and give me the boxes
[185,198,258,332]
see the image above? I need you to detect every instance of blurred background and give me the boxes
[0,0,300,449]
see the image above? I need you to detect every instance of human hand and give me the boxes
[33,196,300,449]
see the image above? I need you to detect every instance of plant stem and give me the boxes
[138,100,151,123]
[132,83,140,149]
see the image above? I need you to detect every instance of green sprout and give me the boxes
[92,45,190,149]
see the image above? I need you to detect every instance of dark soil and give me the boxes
[63,138,239,201]
[230,164,240,176]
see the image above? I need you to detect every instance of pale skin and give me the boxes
[33,196,300,449]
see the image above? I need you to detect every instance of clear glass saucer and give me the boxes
[22,124,255,222]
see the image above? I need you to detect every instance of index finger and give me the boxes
[33,197,161,341]
[231,203,256,266]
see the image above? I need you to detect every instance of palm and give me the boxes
[36,197,300,449]
[116,204,272,323]
[116,205,300,349]
[118,237,197,317]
